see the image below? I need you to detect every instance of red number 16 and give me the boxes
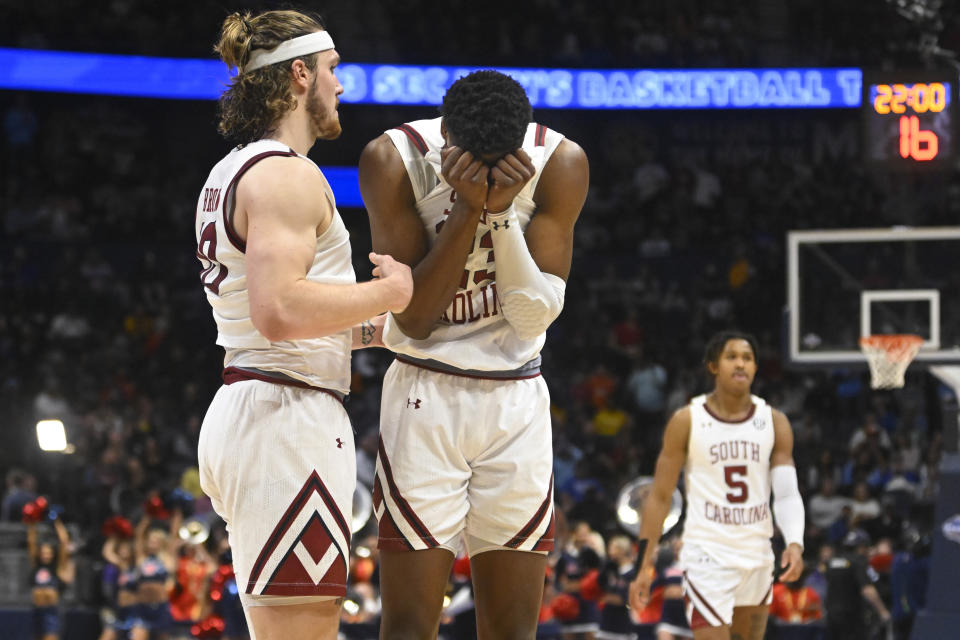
[899,115,938,162]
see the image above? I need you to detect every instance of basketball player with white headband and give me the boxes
[195,10,412,640]
[629,331,805,640]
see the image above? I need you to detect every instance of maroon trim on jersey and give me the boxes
[245,470,350,594]
[535,123,547,147]
[505,476,554,549]
[531,512,556,552]
[222,367,344,405]
[702,402,757,424]
[396,123,429,155]
[395,356,542,381]
[684,572,724,626]
[375,491,416,552]
[221,149,299,253]
[684,594,713,630]
[377,436,440,548]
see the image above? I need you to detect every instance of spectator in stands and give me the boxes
[596,534,636,639]
[805,543,833,605]
[807,476,850,538]
[824,529,891,640]
[849,413,891,454]
[1,468,37,521]
[892,432,921,471]
[650,538,691,640]
[591,398,632,452]
[555,521,603,639]
[890,529,930,640]
[769,564,823,624]
[849,481,881,527]
[170,536,215,624]
[624,347,668,430]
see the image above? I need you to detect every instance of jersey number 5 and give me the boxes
[724,465,748,503]
[197,222,228,295]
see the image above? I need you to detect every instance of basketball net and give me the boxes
[859,334,924,389]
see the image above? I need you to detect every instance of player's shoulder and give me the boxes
[360,132,403,167]
[237,154,326,209]
[768,404,790,426]
[534,135,589,203]
[239,153,320,190]
[664,405,693,437]
[541,135,587,167]
[381,118,442,155]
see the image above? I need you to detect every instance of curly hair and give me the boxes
[440,70,532,155]
[214,9,326,144]
[703,330,759,368]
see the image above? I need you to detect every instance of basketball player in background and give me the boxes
[628,331,805,640]
[195,9,412,640]
[358,70,589,638]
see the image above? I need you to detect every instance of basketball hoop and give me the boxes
[859,334,924,389]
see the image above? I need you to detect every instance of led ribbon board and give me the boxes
[0,48,863,109]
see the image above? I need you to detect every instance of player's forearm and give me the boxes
[352,314,385,349]
[637,493,672,568]
[486,206,565,340]
[252,278,403,342]
[771,465,805,548]
[391,201,484,339]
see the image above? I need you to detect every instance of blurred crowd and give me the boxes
[2,2,959,639]
[4,0,960,68]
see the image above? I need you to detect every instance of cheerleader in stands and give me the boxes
[131,495,181,640]
[99,516,139,640]
[25,498,74,640]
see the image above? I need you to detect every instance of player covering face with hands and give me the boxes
[629,331,805,640]
[359,70,589,639]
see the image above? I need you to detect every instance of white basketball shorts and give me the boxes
[681,544,774,629]
[374,359,555,555]
[198,378,355,598]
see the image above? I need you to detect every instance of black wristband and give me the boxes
[637,538,649,563]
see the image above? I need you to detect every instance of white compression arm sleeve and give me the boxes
[487,205,566,340]
[771,465,805,549]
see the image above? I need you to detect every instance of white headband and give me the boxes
[244,31,335,74]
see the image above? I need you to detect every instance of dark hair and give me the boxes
[215,9,327,143]
[440,70,532,155]
[703,330,759,369]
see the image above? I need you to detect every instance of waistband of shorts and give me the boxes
[222,366,346,403]
[394,355,541,380]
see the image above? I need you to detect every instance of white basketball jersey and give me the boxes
[195,140,355,393]
[681,394,775,568]
[381,118,564,371]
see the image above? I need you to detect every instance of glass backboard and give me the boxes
[786,226,960,366]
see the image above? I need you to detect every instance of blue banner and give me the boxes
[0,47,863,109]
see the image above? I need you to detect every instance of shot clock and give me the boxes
[863,72,956,169]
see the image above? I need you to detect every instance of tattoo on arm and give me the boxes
[750,613,766,640]
[732,634,745,640]
[360,320,375,345]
